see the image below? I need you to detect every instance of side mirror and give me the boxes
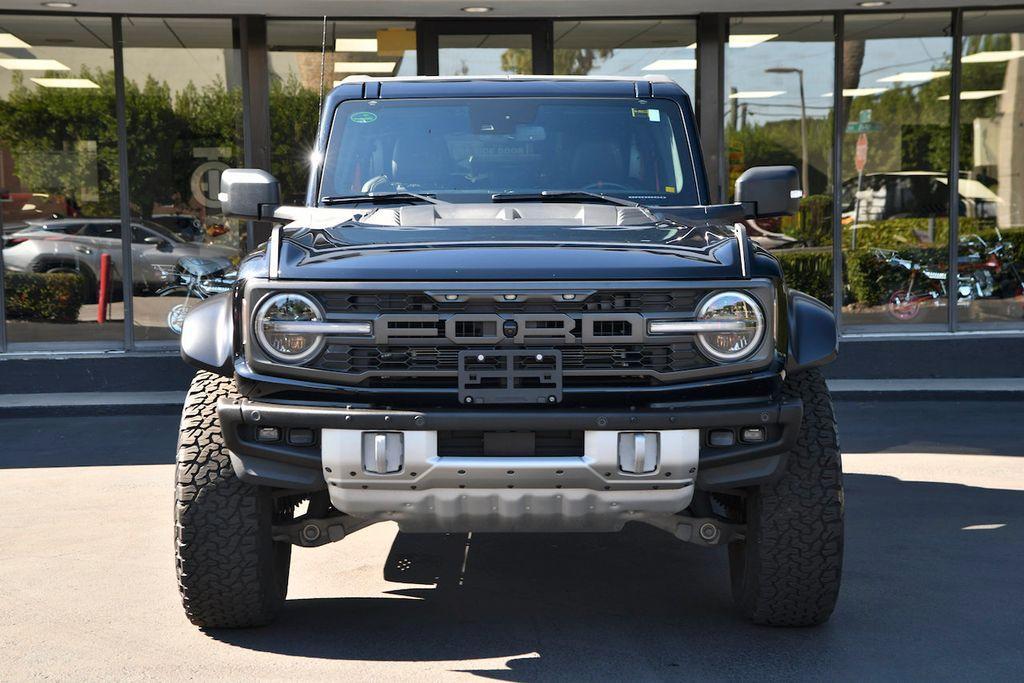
[735,165,802,218]
[219,169,281,220]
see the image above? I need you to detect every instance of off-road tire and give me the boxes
[175,371,292,628]
[729,368,844,626]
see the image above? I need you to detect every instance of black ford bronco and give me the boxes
[176,75,842,629]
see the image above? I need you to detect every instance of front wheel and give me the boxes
[728,368,844,626]
[175,371,292,628]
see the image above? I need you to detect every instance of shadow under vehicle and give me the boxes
[173,75,842,630]
[2,217,236,301]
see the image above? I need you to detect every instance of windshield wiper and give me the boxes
[491,191,642,208]
[320,191,444,206]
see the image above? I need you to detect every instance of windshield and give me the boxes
[320,97,699,205]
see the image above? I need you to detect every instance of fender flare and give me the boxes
[785,290,838,373]
[180,292,234,376]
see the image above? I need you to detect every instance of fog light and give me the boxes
[741,427,766,443]
[708,430,735,447]
[362,432,404,474]
[618,432,659,474]
[256,426,280,442]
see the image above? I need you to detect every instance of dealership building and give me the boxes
[1,0,1023,378]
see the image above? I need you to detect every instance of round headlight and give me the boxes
[695,291,764,362]
[254,293,325,364]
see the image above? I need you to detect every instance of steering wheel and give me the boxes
[582,182,630,192]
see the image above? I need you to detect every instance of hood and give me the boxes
[273,203,746,281]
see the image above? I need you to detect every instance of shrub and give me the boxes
[773,248,833,304]
[4,272,85,323]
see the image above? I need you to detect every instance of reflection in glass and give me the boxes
[0,15,123,346]
[122,17,244,342]
[268,21,417,203]
[958,10,1024,328]
[552,20,696,95]
[725,16,835,305]
[438,34,532,76]
[840,13,952,331]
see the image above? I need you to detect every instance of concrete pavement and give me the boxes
[1,400,1023,680]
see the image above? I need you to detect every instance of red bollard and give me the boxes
[97,252,110,324]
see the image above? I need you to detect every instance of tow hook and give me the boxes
[272,513,372,547]
[671,517,745,547]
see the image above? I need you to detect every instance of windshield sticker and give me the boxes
[350,111,378,124]
[664,185,676,193]
[631,108,661,122]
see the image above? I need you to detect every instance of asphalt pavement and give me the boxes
[1,399,1022,680]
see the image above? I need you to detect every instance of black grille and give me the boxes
[317,289,703,314]
[318,344,707,376]
[437,430,583,457]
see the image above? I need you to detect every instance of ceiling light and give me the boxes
[642,58,697,71]
[0,33,31,49]
[41,1,77,7]
[685,42,697,49]
[821,87,886,97]
[877,71,950,83]
[938,90,1005,101]
[31,77,99,88]
[962,50,1024,63]
[335,38,378,52]
[730,90,785,99]
[857,1,889,7]
[333,61,396,73]
[0,58,69,71]
[728,34,778,48]
[461,6,493,12]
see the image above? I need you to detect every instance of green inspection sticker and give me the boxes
[350,111,378,123]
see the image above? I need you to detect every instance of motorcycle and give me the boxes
[155,256,236,334]
[880,231,1024,321]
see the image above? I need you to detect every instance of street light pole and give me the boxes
[766,67,809,195]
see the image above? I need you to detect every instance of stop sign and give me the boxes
[855,133,869,173]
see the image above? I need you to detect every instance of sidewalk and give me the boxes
[2,379,1022,417]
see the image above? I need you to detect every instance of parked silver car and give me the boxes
[2,217,237,300]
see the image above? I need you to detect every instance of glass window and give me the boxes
[958,10,1024,329]
[268,20,417,203]
[725,16,835,305]
[438,33,532,76]
[1,15,123,347]
[121,17,244,342]
[840,13,953,332]
[319,97,700,205]
[553,20,696,96]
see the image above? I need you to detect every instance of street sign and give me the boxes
[855,133,869,173]
[845,121,882,133]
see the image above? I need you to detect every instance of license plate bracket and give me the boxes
[458,349,562,405]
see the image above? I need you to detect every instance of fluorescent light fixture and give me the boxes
[821,88,886,97]
[938,90,1005,101]
[728,34,778,48]
[730,90,785,99]
[685,42,697,49]
[335,38,378,52]
[0,58,69,71]
[642,58,696,71]
[962,50,1024,63]
[877,71,949,83]
[461,6,493,12]
[333,61,396,73]
[0,33,31,49]
[31,77,99,88]
[857,1,889,7]
[41,2,77,7]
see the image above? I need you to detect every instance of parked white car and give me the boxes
[2,217,236,300]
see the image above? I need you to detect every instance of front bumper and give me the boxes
[218,397,802,532]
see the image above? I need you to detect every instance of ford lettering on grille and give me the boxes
[373,313,645,345]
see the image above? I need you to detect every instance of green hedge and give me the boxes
[773,249,834,305]
[4,272,85,323]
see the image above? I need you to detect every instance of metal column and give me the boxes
[696,14,727,203]
[239,15,272,251]
[113,16,133,350]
